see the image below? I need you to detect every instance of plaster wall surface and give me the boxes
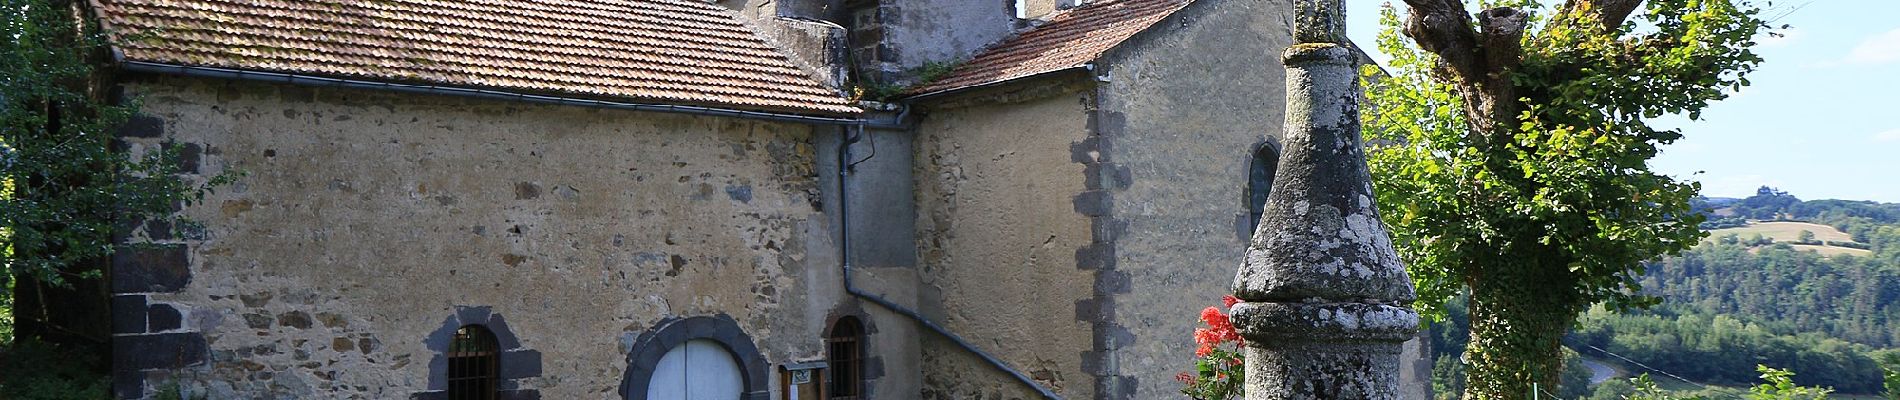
[912,91,1097,400]
[121,76,850,399]
[1090,0,1296,397]
[813,124,926,399]
[880,0,1018,78]
[1018,0,1073,20]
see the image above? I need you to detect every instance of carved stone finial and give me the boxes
[1293,0,1348,44]
[1228,3,1419,399]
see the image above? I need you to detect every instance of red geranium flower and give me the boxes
[1194,328,1219,345]
[1222,295,1240,308]
[1200,307,1229,329]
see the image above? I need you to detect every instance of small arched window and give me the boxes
[448,325,500,400]
[1247,144,1280,230]
[826,317,864,399]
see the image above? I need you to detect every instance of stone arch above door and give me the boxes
[620,314,768,400]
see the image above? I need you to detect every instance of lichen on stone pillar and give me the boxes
[1228,1,1420,399]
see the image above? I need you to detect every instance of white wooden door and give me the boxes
[646,339,743,400]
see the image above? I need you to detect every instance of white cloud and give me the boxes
[1874,128,1900,142]
[1844,28,1900,65]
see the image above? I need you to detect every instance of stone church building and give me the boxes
[92,0,1425,398]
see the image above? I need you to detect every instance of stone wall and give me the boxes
[722,0,1015,86]
[1089,0,1296,398]
[912,85,1098,400]
[720,0,851,89]
[873,0,1018,84]
[1017,0,1083,20]
[113,75,853,399]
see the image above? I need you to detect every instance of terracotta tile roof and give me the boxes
[92,0,860,116]
[910,0,1191,96]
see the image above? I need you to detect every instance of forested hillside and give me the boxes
[1431,188,1900,397]
[1637,243,1900,347]
[1585,188,1900,395]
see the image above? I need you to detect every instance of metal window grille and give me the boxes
[827,318,864,400]
[447,325,500,400]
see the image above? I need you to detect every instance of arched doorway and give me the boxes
[621,314,769,400]
[645,339,744,400]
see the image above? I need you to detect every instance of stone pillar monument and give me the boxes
[1228,0,1420,398]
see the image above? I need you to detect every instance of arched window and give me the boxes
[826,317,864,399]
[1248,144,1280,230]
[448,325,500,400]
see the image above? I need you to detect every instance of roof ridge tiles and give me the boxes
[128,45,842,101]
[121,1,779,54]
[96,0,857,115]
[116,13,816,81]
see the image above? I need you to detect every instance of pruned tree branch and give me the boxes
[1400,0,1481,81]
[1470,7,1528,133]
[1561,0,1645,31]
[1401,0,1531,135]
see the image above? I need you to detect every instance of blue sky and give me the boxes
[1344,0,1900,202]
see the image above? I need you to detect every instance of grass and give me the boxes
[1706,221,1873,257]
[1709,221,1857,242]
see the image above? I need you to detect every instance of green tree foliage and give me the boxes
[1747,365,1832,400]
[0,340,109,399]
[1558,347,1593,399]
[1571,308,1887,394]
[2,0,225,343]
[1880,349,1900,400]
[1640,243,1900,348]
[1589,378,1636,400]
[1363,0,1771,396]
[1431,354,1468,400]
[1735,187,1801,220]
[1591,368,1832,400]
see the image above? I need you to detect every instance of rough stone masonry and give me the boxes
[1228,0,1421,399]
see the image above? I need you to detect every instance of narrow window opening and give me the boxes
[1248,145,1280,230]
[448,325,500,400]
[826,317,865,400]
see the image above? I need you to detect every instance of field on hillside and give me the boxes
[1705,221,1872,256]
[1709,221,1857,242]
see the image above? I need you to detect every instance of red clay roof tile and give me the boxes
[93,0,860,116]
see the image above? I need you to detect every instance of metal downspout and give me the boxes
[836,125,1063,400]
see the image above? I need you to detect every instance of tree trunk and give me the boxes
[1461,258,1574,400]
